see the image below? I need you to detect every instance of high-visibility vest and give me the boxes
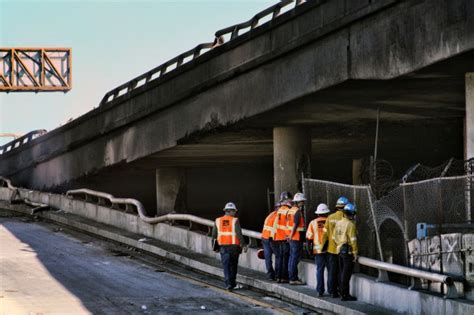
[333,216,358,255]
[273,205,290,241]
[261,211,278,240]
[306,217,327,254]
[324,210,344,254]
[216,215,240,246]
[286,206,305,241]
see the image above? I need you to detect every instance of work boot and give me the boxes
[341,295,357,301]
[225,285,233,291]
[331,292,340,298]
[317,292,324,297]
[279,278,289,283]
[289,279,305,285]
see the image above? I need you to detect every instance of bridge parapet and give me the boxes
[99,0,306,107]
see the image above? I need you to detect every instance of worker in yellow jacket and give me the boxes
[323,196,349,298]
[333,202,358,301]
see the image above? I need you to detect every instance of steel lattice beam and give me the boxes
[0,48,71,92]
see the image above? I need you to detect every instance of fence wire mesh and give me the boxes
[302,174,473,269]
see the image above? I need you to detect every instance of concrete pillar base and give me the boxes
[156,168,186,216]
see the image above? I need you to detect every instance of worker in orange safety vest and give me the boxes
[260,203,280,281]
[270,191,292,283]
[212,202,247,290]
[306,203,330,296]
[286,192,306,285]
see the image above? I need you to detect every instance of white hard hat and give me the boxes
[315,203,330,214]
[223,202,237,211]
[293,192,306,202]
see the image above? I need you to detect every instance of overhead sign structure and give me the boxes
[0,48,71,92]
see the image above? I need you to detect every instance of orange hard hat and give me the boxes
[257,249,265,260]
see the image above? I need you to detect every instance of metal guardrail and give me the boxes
[0,129,47,155]
[0,179,460,298]
[66,189,262,241]
[99,0,306,107]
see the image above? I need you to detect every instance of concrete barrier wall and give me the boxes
[2,187,473,314]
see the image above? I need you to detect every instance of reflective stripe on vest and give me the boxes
[261,211,278,239]
[286,207,305,240]
[216,215,240,245]
[273,206,290,241]
[311,217,327,254]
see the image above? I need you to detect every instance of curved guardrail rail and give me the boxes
[0,129,47,156]
[66,188,262,241]
[99,0,306,107]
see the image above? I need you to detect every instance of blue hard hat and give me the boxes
[336,196,349,207]
[343,203,357,214]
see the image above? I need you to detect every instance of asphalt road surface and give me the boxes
[0,211,317,315]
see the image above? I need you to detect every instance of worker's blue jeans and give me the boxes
[315,253,328,294]
[220,245,240,288]
[288,240,303,281]
[327,253,339,295]
[262,238,275,280]
[270,241,289,281]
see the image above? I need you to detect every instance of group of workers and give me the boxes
[211,193,358,302]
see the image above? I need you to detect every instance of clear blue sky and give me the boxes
[0,0,275,144]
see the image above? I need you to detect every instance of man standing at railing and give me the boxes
[260,203,280,281]
[333,203,358,301]
[324,196,349,298]
[286,192,307,285]
[212,202,248,291]
[270,192,292,283]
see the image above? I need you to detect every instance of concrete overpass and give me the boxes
[1,0,473,228]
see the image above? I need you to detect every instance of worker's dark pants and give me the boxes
[327,253,339,294]
[262,238,275,280]
[288,240,303,281]
[220,245,240,288]
[315,253,328,294]
[338,253,354,297]
[271,241,289,281]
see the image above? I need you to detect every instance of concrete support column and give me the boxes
[156,168,186,216]
[352,158,363,185]
[465,73,474,223]
[466,73,474,160]
[273,127,311,201]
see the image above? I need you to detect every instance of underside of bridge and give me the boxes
[73,51,471,230]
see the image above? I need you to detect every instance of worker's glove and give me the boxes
[242,246,248,253]
[353,254,359,262]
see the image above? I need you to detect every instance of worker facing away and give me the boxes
[212,202,248,290]
[270,191,292,283]
[286,192,306,285]
[323,196,349,298]
[260,203,280,281]
[306,203,330,296]
[333,202,358,301]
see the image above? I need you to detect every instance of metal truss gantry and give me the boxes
[0,48,71,92]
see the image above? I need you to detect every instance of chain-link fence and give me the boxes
[302,174,474,270]
[302,178,382,261]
